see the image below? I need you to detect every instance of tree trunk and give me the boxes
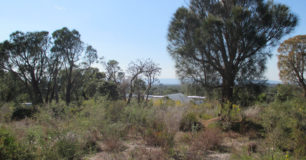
[32,80,43,105]
[45,81,51,103]
[50,71,59,103]
[54,81,59,103]
[220,71,236,121]
[222,78,234,103]
[145,84,152,102]
[82,91,88,100]
[303,86,306,98]
[137,90,142,104]
[66,81,72,105]
[66,66,73,105]
[127,85,134,105]
[127,76,139,105]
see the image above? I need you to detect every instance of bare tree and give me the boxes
[143,59,161,101]
[126,59,146,104]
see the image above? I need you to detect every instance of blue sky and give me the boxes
[0,0,305,81]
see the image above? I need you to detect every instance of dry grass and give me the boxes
[103,137,126,152]
[154,106,186,133]
[190,128,223,152]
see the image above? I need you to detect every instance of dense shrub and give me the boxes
[122,104,154,128]
[0,127,34,160]
[144,120,174,150]
[230,119,264,137]
[55,135,82,160]
[260,98,306,158]
[233,83,266,107]
[11,106,37,120]
[275,84,303,102]
[179,112,203,132]
[191,128,222,151]
[103,136,125,152]
[105,101,125,122]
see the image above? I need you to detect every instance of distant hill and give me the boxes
[159,78,282,85]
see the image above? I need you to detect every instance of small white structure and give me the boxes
[21,102,32,107]
[148,95,165,99]
[188,96,206,104]
[148,93,206,104]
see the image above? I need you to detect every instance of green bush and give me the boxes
[179,112,203,132]
[144,120,174,150]
[11,106,37,120]
[122,104,154,128]
[260,98,306,158]
[55,135,82,160]
[105,101,125,122]
[0,127,34,160]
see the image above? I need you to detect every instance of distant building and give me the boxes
[148,93,206,104]
[188,96,206,104]
[166,93,190,104]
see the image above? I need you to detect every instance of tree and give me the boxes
[104,60,122,83]
[126,59,146,104]
[84,45,98,67]
[134,78,146,103]
[51,27,84,105]
[73,67,105,100]
[98,81,119,100]
[143,59,161,101]
[0,71,26,102]
[0,31,50,104]
[118,77,129,100]
[168,0,297,103]
[45,49,63,103]
[278,35,306,97]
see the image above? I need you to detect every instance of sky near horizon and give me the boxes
[0,0,305,81]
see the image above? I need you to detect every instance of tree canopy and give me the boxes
[0,31,50,104]
[278,35,306,97]
[168,0,297,102]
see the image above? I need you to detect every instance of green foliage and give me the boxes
[199,112,213,120]
[275,84,299,102]
[220,102,242,123]
[55,135,82,160]
[233,83,266,107]
[179,112,203,132]
[0,71,27,102]
[260,98,306,158]
[98,81,119,100]
[168,0,297,102]
[104,101,125,122]
[0,127,34,160]
[144,120,174,150]
[122,104,154,128]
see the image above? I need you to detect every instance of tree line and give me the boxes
[0,27,161,105]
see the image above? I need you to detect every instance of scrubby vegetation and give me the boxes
[0,84,305,160]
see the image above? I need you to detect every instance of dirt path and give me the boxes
[201,117,221,127]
